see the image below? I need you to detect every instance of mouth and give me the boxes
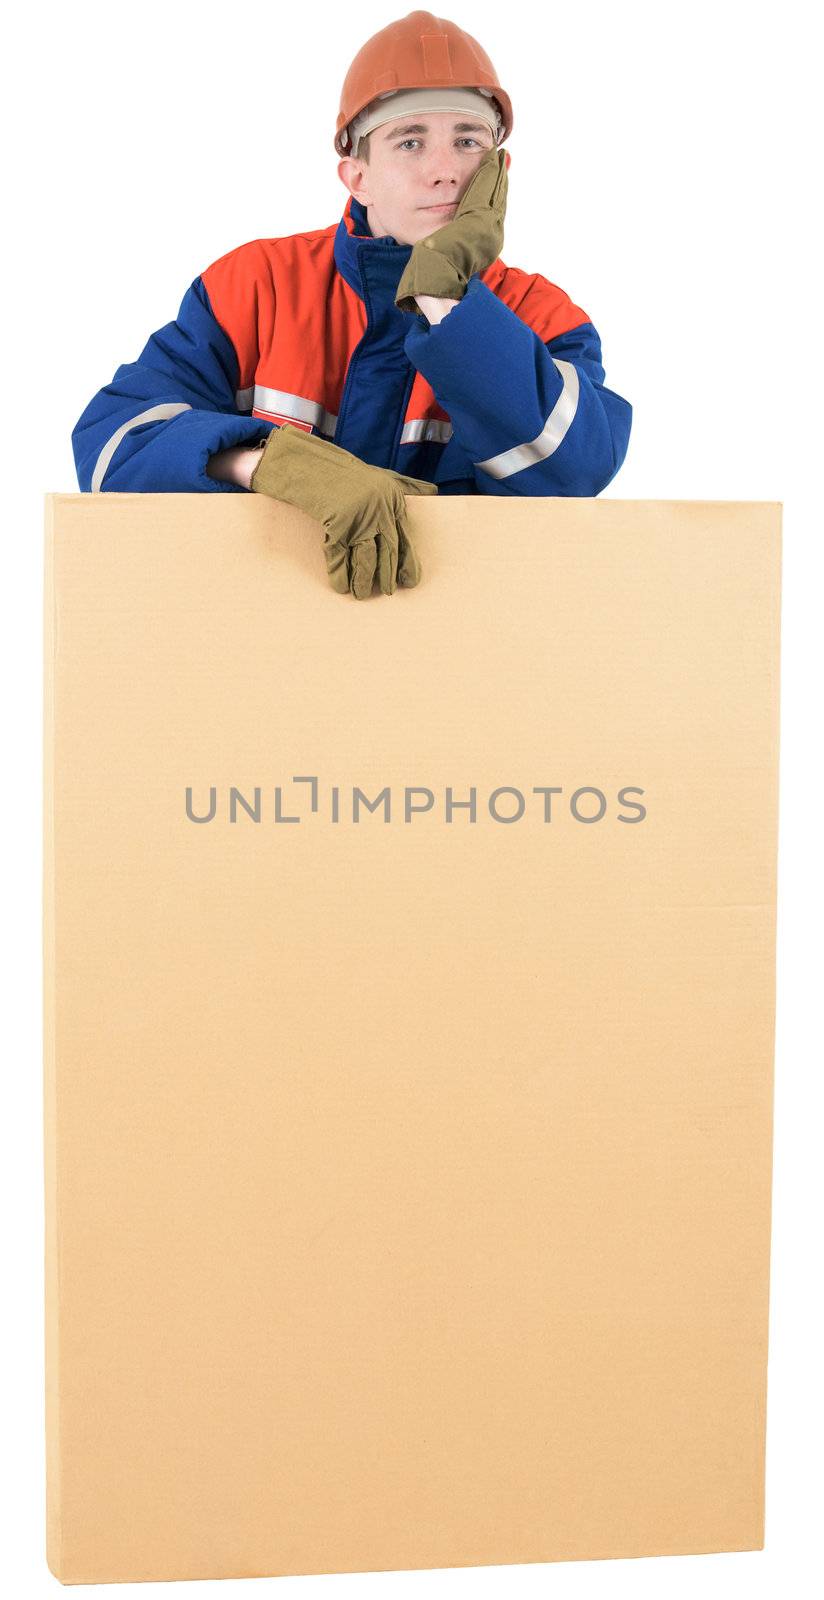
[422,201,458,212]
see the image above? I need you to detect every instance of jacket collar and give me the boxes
[334,194,413,299]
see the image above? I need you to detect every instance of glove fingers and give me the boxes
[458,147,507,215]
[398,536,421,589]
[350,537,378,601]
[395,508,422,589]
[324,540,352,595]
[375,527,399,596]
[490,150,509,209]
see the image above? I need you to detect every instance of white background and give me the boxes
[3,0,822,1593]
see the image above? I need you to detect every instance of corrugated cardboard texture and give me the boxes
[43,494,781,1583]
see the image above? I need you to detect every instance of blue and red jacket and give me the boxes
[72,195,632,497]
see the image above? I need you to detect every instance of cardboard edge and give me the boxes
[41,492,786,509]
[757,501,783,1547]
[43,494,63,1580]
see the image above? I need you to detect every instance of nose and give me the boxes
[421,138,465,196]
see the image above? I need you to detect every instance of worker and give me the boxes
[72,10,632,601]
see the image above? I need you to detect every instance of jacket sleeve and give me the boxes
[402,276,632,497]
[72,276,272,492]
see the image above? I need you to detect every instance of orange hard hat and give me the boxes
[335,10,513,157]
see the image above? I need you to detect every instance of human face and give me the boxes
[338,110,497,246]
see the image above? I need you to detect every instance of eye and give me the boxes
[397,137,483,151]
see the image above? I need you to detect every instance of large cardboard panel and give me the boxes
[44,493,781,1583]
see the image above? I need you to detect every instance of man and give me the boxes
[72,10,632,600]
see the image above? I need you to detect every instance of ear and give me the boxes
[337,156,371,204]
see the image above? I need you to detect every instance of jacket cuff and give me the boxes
[403,276,565,464]
[93,410,273,493]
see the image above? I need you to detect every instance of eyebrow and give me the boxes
[382,121,492,140]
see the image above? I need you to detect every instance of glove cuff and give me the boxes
[395,247,466,314]
[250,423,356,517]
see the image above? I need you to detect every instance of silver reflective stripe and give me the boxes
[91,402,192,492]
[252,386,337,438]
[235,386,254,412]
[401,418,453,445]
[475,359,580,481]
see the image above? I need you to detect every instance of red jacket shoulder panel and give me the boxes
[481,259,591,344]
[201,239,277,392]
[201,228,360,400]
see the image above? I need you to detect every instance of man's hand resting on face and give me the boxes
[395,145,510,315]
[246,424,437,600]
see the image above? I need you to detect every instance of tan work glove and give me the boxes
[250,424,437,599]
[395,146,510,314]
